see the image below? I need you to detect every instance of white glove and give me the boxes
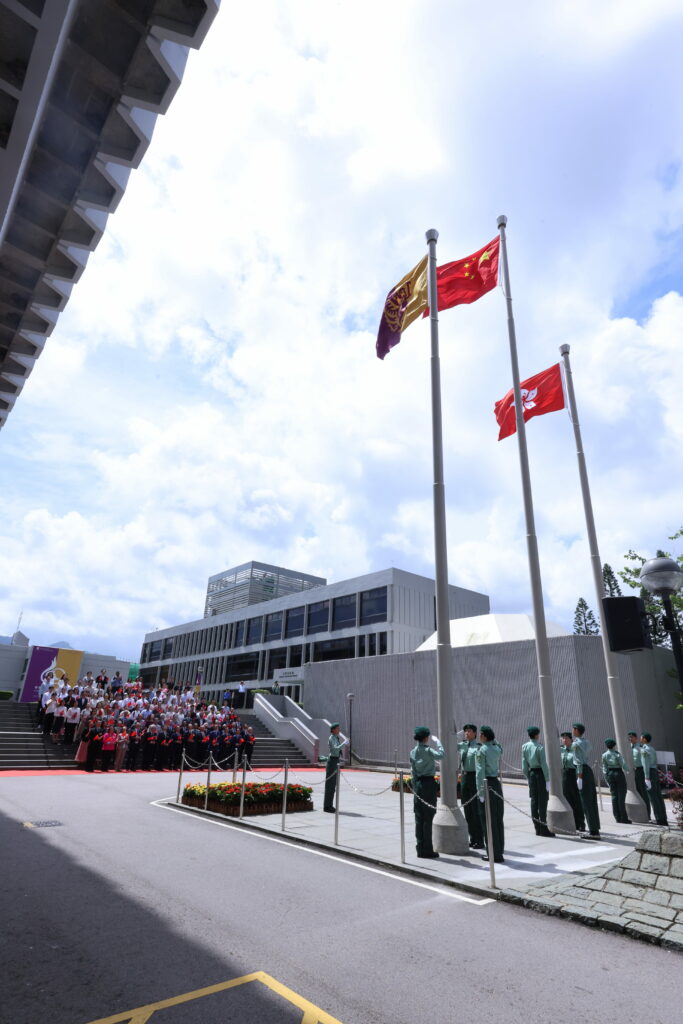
[546,781,551,792]
[645,779,652,790]
[479,795,485,803]
[431,734,440,747]
[577,777,583,791]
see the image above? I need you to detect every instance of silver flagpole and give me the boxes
[497,215,575,834]
[425,228,469,854]
[559,344,648,822]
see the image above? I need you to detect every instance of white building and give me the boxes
[140,564,490,699]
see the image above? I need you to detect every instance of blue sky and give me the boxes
[2,0,683,661]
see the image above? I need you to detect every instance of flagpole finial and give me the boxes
[426,228,439,243]
[559,343,570,355]
[497,214,507,228]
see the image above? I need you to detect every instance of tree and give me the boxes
[618,529,683,648]
[602,563,622,597]
[573,598,600,635]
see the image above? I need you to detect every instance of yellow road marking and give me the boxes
[83,970,343,1024]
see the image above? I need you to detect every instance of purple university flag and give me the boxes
[376,255,429,359]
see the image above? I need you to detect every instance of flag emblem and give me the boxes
[494,363,565,440]
[376,256,428,359]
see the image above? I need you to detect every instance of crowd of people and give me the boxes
[35,671,256,773]
[409,721,670,864]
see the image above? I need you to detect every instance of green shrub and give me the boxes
[0,690,13,701]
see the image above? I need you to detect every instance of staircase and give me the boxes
[0,703,80,771]
[239,711,312,768]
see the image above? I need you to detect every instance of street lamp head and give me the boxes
[640,557,683,597]
[347,693,355,701]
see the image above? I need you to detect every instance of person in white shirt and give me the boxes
[64,704,81,744]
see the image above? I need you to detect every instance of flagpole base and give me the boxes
[625,788,649,824]
[547,793,577,835]
[432,802,470,855]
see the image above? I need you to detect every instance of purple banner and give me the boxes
[19,647,59,703]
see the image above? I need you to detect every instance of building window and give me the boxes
[265,612,283,642]
[162,638,174,659]
[360,586,387,626]
[367,634,376,656]
[312,637,356,662]
[332,594,357,631]
[224,653,259,682]
[379,631,387,655]
[289,645,302,668]
[267,648,288,675]
[285,605,305,638]
[358,635,365,658]
[246,617,263,645]
[149,640,162,661]
[232,621,244,648]
[307,600,329,635]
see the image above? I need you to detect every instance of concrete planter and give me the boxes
[182,794,313,816]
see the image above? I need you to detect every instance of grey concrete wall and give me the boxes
[304,637,682,767]
[0,645,30,695]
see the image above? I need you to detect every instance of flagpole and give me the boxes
[559,344,648,822]
[425,228,469,855]
[497,215,575,834]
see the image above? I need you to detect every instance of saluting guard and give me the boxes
[324,723,347,813]
[627,731,651,819]
[571,723,600,838]
[522,727,554,837]
[601,739,630,824]
[409,726,444,859]
[641,733,669,826]
[560,732,585,831]
[475,726,505,863]
[458,724,484,849]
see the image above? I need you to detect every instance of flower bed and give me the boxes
[391,774,441,796]
[182,781,313,817]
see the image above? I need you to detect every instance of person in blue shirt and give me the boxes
[410,726,444,859]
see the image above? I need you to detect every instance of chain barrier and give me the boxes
[288,765,334,788]
[409,780,481,814]
[246,764,285,782]
[489,784,648,839]
[340,772,395,797]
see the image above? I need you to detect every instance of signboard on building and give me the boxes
[272,667,306,685]
[19,646,84,702]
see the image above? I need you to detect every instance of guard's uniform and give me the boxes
[630,743,651,818]
[324,732,345,812]
[522,738,553,836]
[571,735,600,835]
[458,739,484,847]
[410,736,445,858]
[601,748,629,823]
[641,742,668,826]
[561,744,585,831]
[476,741,505,862]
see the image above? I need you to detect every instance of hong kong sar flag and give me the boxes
[494,363,565,440]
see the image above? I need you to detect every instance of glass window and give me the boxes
[232,621,244,648]
[360,586,387,626]
[358,635,365,658]
[368,634,376,656]
[162,638,174,659]
[246,617,263,645]
[306,600,329,635]
[379,631,387,655]
[265,612,283,642]
[225,653,259,682]
[267,648,288,674]
[332,594,357,631]
[288,645,302,668]
[149,640,162,661]
[285,606,305,638]
[140,643,149,663]
[312,637,356,662]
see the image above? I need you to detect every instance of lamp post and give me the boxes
[346,693,355,766]
[639,557,683,682]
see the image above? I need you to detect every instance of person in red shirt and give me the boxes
[100,729,118,772]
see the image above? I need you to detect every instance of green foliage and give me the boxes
[183,781,312,807]
[573,597,600,635]
[0,690,13,701]
[617,529,683,648]
[602,563,622,597]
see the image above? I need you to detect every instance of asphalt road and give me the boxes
[1,773,680,1024]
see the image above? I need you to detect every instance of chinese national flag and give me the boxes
[424,236,500,315]
[494,363,565,440]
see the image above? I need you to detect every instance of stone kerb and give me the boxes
[501,831,683,950]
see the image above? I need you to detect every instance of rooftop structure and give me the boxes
[416,613,569,650]
[0,0,219,429]
[205,561,327,618]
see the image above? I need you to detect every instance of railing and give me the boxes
[253,694,320,762]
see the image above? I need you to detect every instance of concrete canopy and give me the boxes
[416,613,570,650]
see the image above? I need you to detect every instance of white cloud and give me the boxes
[2,1,683,658]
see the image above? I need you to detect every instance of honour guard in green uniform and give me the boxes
[522,727,554,837]
[475,726,504,863]
[601,739,630,823]
[640,732,669,826]
[571,723,601,838]
[628,731,651,819]
[560,732,585,831]
[409,726,444,859]
[324,723,347,813]
[458,724,484,849]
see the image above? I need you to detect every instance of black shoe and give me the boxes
[417,852,440,859]
[323,808,335,813]
[470,842,485,850]
[539,828,555,838]
[583,832,601,840]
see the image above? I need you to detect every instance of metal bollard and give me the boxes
[334,766,341,845]
[399,770,406,864]
[232,749,238,784]
[204,752,212,812]
[239,756,247,819]
[281,759,289,832]
[595,762,604,810]
[176,750,184,804]
[483,783,497,890]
